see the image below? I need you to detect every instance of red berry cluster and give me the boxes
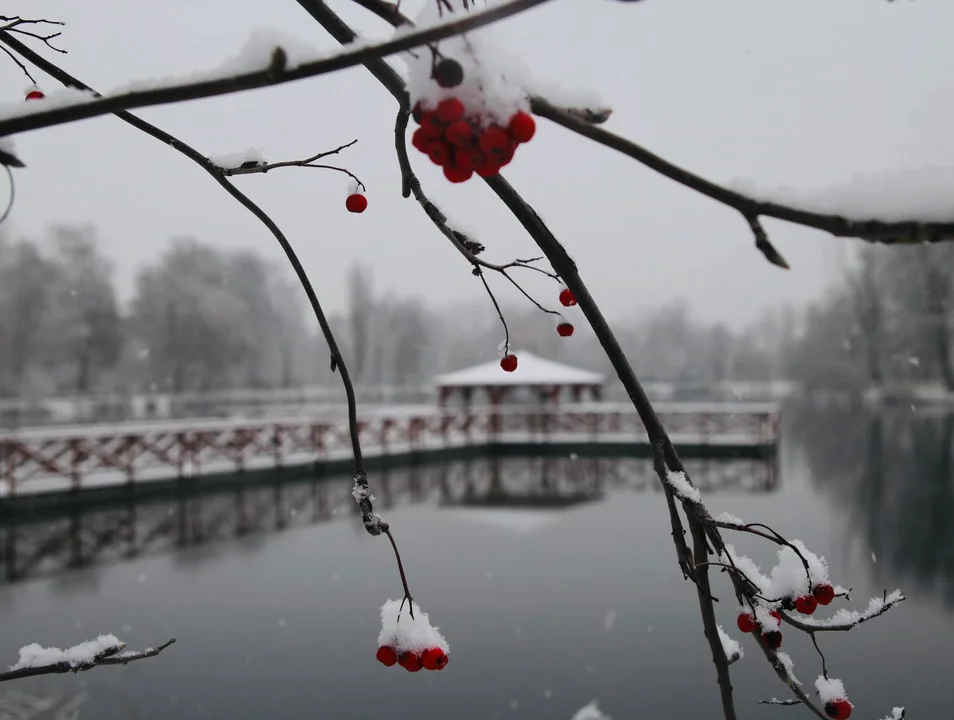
[825,699,852,720]
[411,99,536,184]
[376,645,448,673]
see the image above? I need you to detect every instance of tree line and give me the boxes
[2,227,950,398]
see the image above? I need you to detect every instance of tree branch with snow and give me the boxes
[0,636,175,683]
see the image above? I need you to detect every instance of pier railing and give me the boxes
[0,403,780,496]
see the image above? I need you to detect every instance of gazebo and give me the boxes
[433,351,604,407]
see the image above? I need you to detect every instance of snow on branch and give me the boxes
[529,96,954,267]
[0,0,551,138]
[0,636,175,682]
[782,590,905,632]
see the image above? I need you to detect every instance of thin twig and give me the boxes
[218,140,366,190]
[385,529,414,618]
[0,164,14,225]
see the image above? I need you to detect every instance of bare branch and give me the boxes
[0,0,552,139]
[529,96,954,258]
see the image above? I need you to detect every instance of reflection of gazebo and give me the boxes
[434,351,604,407]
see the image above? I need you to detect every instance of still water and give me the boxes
[0,405,951,719]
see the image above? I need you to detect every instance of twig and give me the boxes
[1,43,36,83]
[780,591,905,633]
[529,96,954,254]
[759,699,802,706]
[385,529,414,618]
[218,140,366,190]
[0,0,552,138]
[0,639,174,682]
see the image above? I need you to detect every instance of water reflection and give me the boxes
[1,454,777,583]
[789,404,954,606]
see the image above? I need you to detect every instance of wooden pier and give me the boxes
[0,402,780,498]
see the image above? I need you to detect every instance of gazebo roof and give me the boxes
[434,351,604,388]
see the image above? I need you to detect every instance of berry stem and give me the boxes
[385,528,415,619]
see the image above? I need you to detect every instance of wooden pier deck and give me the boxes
[0,402,780,499]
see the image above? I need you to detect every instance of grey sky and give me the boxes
[2,0,951,329]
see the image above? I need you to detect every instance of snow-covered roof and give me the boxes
[434,351,604,388]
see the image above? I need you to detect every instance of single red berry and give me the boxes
[412,128,431,153]
[427,141,452,167]
[736,612,757,634]
[421,647,448,671]
[768,610,782,626]
[376,646,398,667]
[25,89,45,101]
[420,112,445,139]
[508,110,536,143]
[813,583,836,606]
[453,146,484,172]
[443,165,473,184]
[824,699,852,720]
[559,288,577,307]
[557,322,574,337]
[762,630,783,650]
[478,126,511,160]
[445,119,474,147]
[412,102,427,124]
[436,97,465,124]
[794,594,818,615]
[500,354,518,373]
[433,58,464,88]
[398,652,423,672]
[345,193,368,214]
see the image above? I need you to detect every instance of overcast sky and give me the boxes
[1,0,951,329]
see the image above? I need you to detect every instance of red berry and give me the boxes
[762,630,783,650]
[794,594,818,615]
[559,288,577,307]
[813,583,835,606]
[420,112,444,139]
[443,165,473,184]
[474,158,501,178]
[412,102,427,124]
[376,646,398,666]
[508,110,536,143]
[495,140,517,168]
[427,141,452,167]
[500,354,518,373]
[436,98,465,124]
[398,652,423,672]
[768,610,782,626]
[557,322,574,337]
[453,147,483,172]
[736,612,757,634]
[445,119,474,147]
[421,647,448,671]
[25,89,45,101]
[412,128,431,153]
[345,193,367,214]
[825,699,852,720]
[478,126,511,160]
